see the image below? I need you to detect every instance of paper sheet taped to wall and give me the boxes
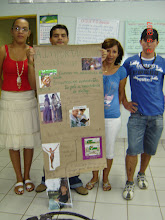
[125,21,165,53]
[76,18,119,44]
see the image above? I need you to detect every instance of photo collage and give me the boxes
[38,65,103,174]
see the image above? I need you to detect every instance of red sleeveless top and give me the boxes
[2,45,32,91]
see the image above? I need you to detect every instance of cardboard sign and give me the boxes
[34,44,106,179]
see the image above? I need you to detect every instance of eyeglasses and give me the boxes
[13,26,29,32]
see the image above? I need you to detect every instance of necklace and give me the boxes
[140,52,156,69]
[16,61,24,89]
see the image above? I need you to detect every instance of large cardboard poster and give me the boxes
[34,44,106,179]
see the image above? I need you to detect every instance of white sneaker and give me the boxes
[123,181,135,200]
[137,172,148,189]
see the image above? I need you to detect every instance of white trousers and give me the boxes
[105,117,121,159]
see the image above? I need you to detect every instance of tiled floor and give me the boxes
[0,139,165,220]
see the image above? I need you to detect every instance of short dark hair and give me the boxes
[141,28,158,41]
[50,24,69,38]
[12,17,30,29]
[102,38,124,65]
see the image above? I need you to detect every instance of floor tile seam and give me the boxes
[133,187,160,192]
[94,201,127,205]
[23,192,38,217]
[32,152,43,160]
[32,157,43,161]
[127,204,160,208]
[71,199,96,203]
[98,174,126,178]
[20,214,34,220]
[155,189,165,191]
[0,193,8,203]
[92,175,100,220]
[0,155,10,158]
[0,182,15,202]
[31,158,42,164]
[148,165,164,220]
[0,210,23,216]
[34,151,44,159]
[0,177,16,180]
[0,159,13,172]
[149,164,165,167]
[97,186,127,190]
[72,200,96,204]
[30,168,44,171]
[95,201,127,206]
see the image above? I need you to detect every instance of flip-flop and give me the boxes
[86,180,98,190]
[24,179,35,192]
[14,182,24,195]
[103,181,111,191]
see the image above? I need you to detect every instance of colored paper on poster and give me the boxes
[39,69,57,88]
[82,136,103,160]
[34,44,106,179]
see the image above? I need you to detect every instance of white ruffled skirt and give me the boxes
[0,90,41,150]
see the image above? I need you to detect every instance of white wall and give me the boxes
[1,0,165,139]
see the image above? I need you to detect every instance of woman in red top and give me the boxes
[0,17,41,195]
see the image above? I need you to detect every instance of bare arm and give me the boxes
[121,78,138,113]
[26,47,36,90]
[119,77,127,104]
[43,147,49,153]
[53,144,59,152]
[0,46,6,89]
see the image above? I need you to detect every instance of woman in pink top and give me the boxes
[0,17,41,195]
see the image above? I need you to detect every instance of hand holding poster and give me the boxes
[34,44,106,179]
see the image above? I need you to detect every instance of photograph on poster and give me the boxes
[45,178,72,210]
[82,136,103,160]
[42,143,60,171]
[82,57,102,71]
[39,69,57,88]
[39,93,62,124]
[69,105,90,128]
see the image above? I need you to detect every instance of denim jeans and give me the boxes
[127,111,163,155]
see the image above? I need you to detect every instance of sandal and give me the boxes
[86,180,98,190]
[24,179,35,192]
[14,182,24,195]
[103,181,111,191]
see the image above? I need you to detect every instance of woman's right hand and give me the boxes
[26,47,35,64]
[101,49,107,62]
